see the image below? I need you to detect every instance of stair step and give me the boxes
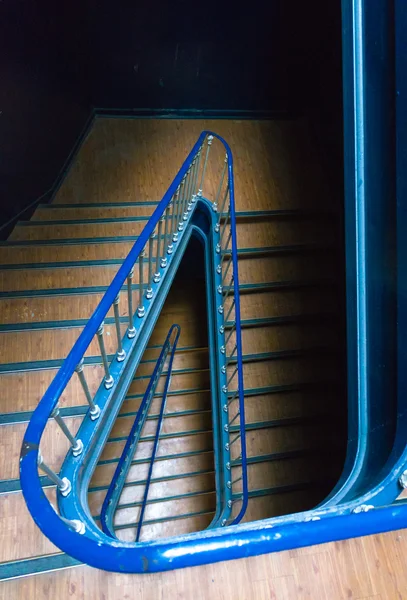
[0,250,336,294]
[33,204,334,222]
[0,319,337,369]
[1,219,337,263]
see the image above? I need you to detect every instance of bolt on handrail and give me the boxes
[20,130,247,571]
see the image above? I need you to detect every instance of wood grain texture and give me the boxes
[0,530,406,599]
[0,118,375,598]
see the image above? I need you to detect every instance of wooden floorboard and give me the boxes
[0,118,387,598]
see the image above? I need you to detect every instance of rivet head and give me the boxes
[352,504,374,514]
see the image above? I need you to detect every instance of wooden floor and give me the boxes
[0,117,405,598]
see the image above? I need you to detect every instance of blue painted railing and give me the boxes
[20,131,249,570]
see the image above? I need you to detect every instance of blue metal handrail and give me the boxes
[20,130,248,569]
[101,324,181,538]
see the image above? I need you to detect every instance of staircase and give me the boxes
[1,119,406,580]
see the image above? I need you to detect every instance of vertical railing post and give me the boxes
[97,322,114,389]
[113,294,126,362]
[197,134,213,197]
[167,194,177,255]
[126,267,136,339]
[51,408,84,456]
[177,176,186,232]
[191,146,203,205]
[146,234,154,299]
[171,187,181,245]
[182,167,192,222]
[75,358,101,420]
[138,248,146,317]
[37,452,72,496]
[154,215,164,283]
[161,204,171,268]
[213,154,228,213]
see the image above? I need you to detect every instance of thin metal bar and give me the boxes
[228,389,240,405]
[171,187,181,243]
[51,408,83,456]
[191,147,203,203]
[223,342,237,360]
[215,187,230,232]
[97,322,114,389]
[220,230,233,256]
[232,475,243,485]
[138,248,146,316]
[224,299,236,327]
[146,234,154,299]
[59,516,85,535]
[182,167,192,221]
[126,267,136,338]
[37,452,71,496]
[161,206,170,268]
[154,216,164,283]
[213,154,228,213]
[198,135,213,196]
[226,367,238,388]
[168,194,177,253]
[177,177,186,233]
[75,359,101,420]
[229,433,241,446]
[222,275,235,300]
[216,214,230,253]
[221,253,233,282]
[224,322,236,347]
[229,411,241,426]
[113,294,126,361]
[186,159,196,212]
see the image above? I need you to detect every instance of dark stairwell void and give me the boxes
[88,236,215,541]
[86,210,348,541]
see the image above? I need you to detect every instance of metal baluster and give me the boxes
[113,294,126,362]
[215,186,230,233]
[126,267,136,339]
[216,213,230,253]
[161,205,171,268]
[177,176,187,232]
[198,135,213,197]
[154,216,164,283]
[213,154,228,213]
[146,234,154,299]
[221,324,236,354]
[217,251,232,276]
[221,353,239,374]
[167,194,177,254]
[138,248,146,317]
[223,342,237,361]
[182,167,192,222]
[75,359,101,420]
[37,451,71,496]
[171,187,181,244]
[51,408,83,456]
[220,231,233,256]
[227,389,240,406]
[97,322,114,389]
[59,515,86,534]
[187,158,196,213]
[220,298,236,335]
[229,411,241,426]
[222,275,235,302]
[191,147,203,204]
[223,366,238,390]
